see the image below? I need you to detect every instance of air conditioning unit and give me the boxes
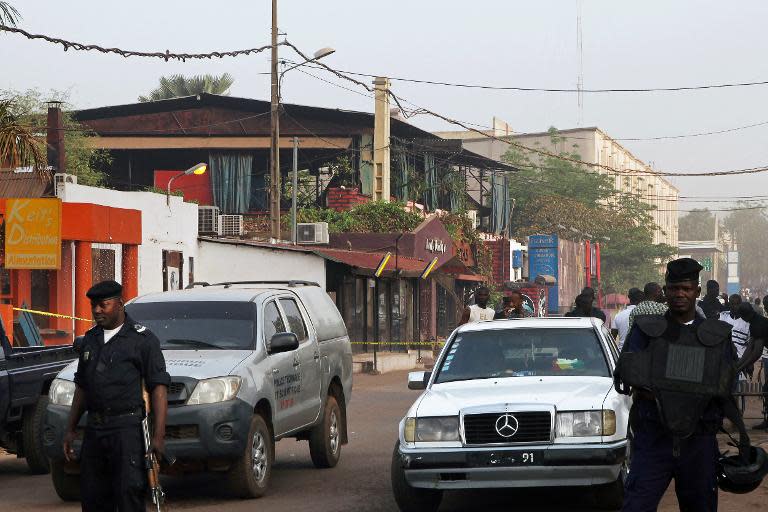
[218,214,244,237]
[297,222,330,245]
[54,173,77,198]
[466,210,479,228]
[198,206,220,235]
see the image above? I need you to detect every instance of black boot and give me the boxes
[752,420,768,430]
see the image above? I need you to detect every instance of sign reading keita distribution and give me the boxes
[4,198,62,269]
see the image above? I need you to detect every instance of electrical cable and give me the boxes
[0,24,274,61]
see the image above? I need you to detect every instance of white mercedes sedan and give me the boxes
[391,317,632,512]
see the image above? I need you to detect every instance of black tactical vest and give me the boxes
[615,315,735,440]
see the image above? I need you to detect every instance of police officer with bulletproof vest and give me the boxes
[615,258,767,511]
[62,280,170,511]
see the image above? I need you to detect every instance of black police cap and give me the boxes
[665,257,703,284]
[86,280,123,300]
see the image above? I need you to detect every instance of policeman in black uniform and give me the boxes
[618,258,735,512]
[62,280,170,511]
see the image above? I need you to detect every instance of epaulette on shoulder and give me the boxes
[634,314,668,338]
[697,318,732,347]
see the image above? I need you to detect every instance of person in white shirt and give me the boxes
[611,288,644,351]
[459,286,496,325]
[719,294,750,364]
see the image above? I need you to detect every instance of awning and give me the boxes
[312,248,427,278]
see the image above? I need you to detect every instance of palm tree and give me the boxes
[138,73,235,102]
[0,2,21,26]
[0,100,45,173]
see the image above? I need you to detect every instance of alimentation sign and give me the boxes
[4,198,62,269]
[528,234,559,314]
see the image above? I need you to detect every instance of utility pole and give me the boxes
[372,77,391,202]
[291,137,299,244]
[269,0,281,239]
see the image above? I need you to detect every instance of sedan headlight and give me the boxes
[187,377,242,405]
[403,416,460,443]
[49,379,76,407]
[556,410,616,437]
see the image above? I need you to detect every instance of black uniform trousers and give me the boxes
[80,419,147,512]
[622,404,719,512]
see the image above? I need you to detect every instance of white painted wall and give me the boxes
[59,182,198,295]
[197,240,327,288]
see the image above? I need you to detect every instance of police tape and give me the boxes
[12,307,91,322]
[349,341,445,346]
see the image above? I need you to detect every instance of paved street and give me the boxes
[0,370,766,512]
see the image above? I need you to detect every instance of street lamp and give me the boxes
[167,162,207,206]
[270,42,335,240]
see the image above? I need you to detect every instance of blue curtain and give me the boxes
[423,153,437,211]
[209,152,253,214]
[491,172,510,236]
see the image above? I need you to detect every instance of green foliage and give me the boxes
[679,208,717,241]
[0,99,45,172]
[139,74,235,102]
[502,127,675,294]
[1,88,111,185]
[723,205,768,291]
[295,201,422,234]
[328,155,357,187]
[0,1,20,26]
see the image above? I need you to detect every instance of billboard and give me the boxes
[528,234,559,313]
[4,198,62,269]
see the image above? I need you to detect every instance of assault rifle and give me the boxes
[142,386,173,512]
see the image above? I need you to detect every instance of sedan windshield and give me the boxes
[435,327,610,384]
[126,301,256,350]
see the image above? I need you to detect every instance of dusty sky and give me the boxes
[3,0,768,211]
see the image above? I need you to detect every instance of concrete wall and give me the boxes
[196,240,327,288]
[59,182,199,295]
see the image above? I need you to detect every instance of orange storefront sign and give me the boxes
[4,198,62,269]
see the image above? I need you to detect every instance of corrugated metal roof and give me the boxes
[0,170,53,198]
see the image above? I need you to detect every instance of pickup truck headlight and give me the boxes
[187,377,242,405]
[404,416,460,443]
[49,379,76,407]
[556,410,616,437]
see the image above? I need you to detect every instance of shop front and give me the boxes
[0,198,141,344]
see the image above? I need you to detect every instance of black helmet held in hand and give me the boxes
[717,446,768,494]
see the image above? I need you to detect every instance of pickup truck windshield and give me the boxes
[126,302,256,350]
[435,327,610,383]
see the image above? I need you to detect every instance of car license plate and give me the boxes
[468,450,541,467]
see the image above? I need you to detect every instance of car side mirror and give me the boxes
[269,332,299,354]
[408,371,430,390]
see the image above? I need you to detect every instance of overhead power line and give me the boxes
[0,24,274,61]
[299,62,768,94]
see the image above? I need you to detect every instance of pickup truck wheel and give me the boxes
[51,460,81,501]
[309,395,342,468]
[226,414,273,499]
[391,442,442,512]
[22,395,50,474]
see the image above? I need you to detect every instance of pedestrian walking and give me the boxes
[565,293,599,319]
[580,287,607,322]
[610,288,643,351]
[458,286,495,325]
[494,290,533,319]
[62,280,170,511]
[615,258,758,511]
[700,280,727,319]
[719,294,750,362]
[627,282,668,332]
[752,297,764,316]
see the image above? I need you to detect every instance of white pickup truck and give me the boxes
[44,281,353,501]
[391,317,632,512]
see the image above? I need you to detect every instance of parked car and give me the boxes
[44,281,353,500]
[391,317,632,512]
[0,325,77,474]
